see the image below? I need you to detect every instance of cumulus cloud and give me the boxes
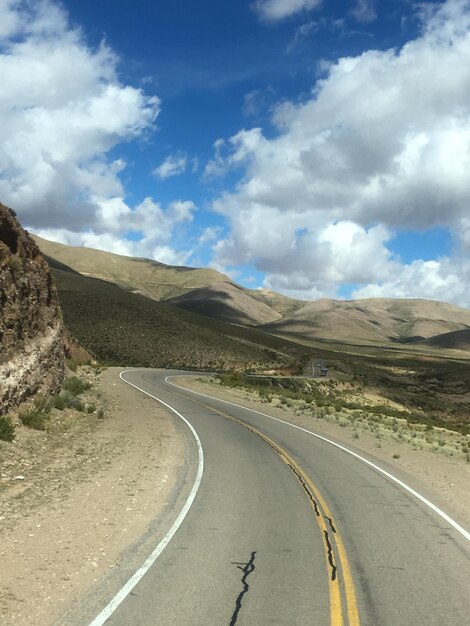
[33,198,196,264]
[253,0,322,22]
[153,152,188,179]
[353,257,470,308]
[0,0,196,264]
[210,0,470,306]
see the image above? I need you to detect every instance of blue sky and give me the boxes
[1,0,470,306]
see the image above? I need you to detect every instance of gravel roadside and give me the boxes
[0,367,184,626]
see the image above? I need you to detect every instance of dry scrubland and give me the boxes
[216,371,470,463]
[50,266,309,372]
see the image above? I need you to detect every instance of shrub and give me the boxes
[63,376,91,396]
[19,406,49,430]
[0,416,15,441]
[61,390,84,412]
[66,358,79,372]
[53,395,66,410]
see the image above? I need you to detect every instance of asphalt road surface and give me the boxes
[77,369,470,626]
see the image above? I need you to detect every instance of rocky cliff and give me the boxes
[0,203,65,413]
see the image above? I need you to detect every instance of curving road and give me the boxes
[79,369,470,626]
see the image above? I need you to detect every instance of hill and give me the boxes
[419,328,470,350]
[33,235,470,350]
[166,281,283,325]
[50,264,309,371]
[247,288,306,317]
[32,235,231,301]
[32,235,305,325]
[260,298,470,345]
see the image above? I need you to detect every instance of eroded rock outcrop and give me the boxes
[0,203,65,413]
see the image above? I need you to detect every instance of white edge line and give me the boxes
[166,374,470,544]
[87,370,204,626]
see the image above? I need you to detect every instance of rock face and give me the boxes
[0,203,65,413]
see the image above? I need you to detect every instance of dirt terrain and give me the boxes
[0,368,184,626]
[1,368,469,626]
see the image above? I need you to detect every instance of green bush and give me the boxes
[53,395,66,410]
[63,376,91,396]
[61,390,84,412]
[0,416,15,441]
[19,406,49,430]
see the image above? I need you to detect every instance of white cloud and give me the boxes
[0,3,155,221]
[350,0,377,24]
[204,129,265,178]
[198,226,222,244]
[153,152,188,179]
[33,197,196,264]
[0,0,196,264]
[215,219,396,296]
[253,0,322,22]
[353,257,470,308]
[210,0,470,306]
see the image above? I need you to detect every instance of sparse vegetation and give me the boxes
[63,375,91,396]
[19,398,51,430]
[52,268,310,372]
[0,415,15,441]
[216,368,470,460]
[60,390,85,412]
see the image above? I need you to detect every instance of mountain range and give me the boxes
[33,235,470,356]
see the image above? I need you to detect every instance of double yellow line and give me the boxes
[175,390,360,626]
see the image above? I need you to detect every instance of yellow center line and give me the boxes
[174,388,360,626]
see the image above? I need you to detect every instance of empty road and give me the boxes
[77,369,470,626]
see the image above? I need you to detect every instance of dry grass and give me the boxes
[217,370,470,459]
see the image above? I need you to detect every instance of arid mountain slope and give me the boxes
[32,235,231,301]
[260,298,470,344]
[247,288,306,317]
[34,235,470,348]
[34,235,303,326]
[420,328,470,350]
[166,281,283,325]
[0,205,64,412]
[51,264,308,371]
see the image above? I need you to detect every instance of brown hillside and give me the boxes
[420,328,470,350]
[167,281,283,325]
[50,264,308,372]
[32,235,231,301]
[32,235,470,349]
[248,288,306,317]
[260,298,470,344]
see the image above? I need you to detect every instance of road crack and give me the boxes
[229,551,257,625]
[323,530,337,581]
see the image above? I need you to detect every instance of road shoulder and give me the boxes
[0,367,185,626]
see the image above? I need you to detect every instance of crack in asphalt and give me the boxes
[326,516,337,533]
[229,551,257,626]
[324,530,337,581]
[244,421,338,537]
[288,462,321,517]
